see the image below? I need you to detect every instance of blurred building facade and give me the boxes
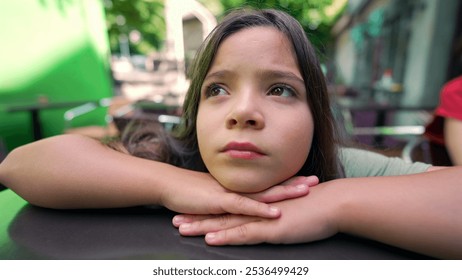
[114,0,217,103]
[164,0,216,84]
[331,0,461,107]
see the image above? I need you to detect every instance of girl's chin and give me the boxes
[218,178,274,193]
[208,167,292,193]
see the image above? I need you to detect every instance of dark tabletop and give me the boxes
[0,190,432,260]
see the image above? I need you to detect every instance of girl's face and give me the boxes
[196,27,314,193]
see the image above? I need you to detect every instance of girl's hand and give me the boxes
[172,183,339,245]
[244,175,319,203]
[161,171,318,219]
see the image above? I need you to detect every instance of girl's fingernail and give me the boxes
[180,223,191,231]
[206,232,216,241]
[305,176,319,184]
[173,216,184,224]
[269,206,280,215]
[296,184,307,190]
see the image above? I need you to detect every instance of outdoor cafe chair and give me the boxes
[63,96,133,139]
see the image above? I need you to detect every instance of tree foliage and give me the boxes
[104,0,165,55]
[103,0,346,56]
[216,0,346,54]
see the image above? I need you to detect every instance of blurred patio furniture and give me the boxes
[2,97,100,141]
[112,99,181,133]
[335,96,434,147]
[64,97,181,139]
[401,115,454,166]
[401,136,453,166]
[64,97,133,139]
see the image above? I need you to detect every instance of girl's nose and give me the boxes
[226,95,265,130]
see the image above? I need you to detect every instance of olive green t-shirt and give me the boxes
[339,148,431,178]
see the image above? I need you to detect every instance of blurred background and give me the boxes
[0,0,461,161]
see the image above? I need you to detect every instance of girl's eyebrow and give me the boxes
[257,69,305,86]
[203,70,236,82]
[204,69,304,86]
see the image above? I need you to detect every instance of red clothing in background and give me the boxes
[425,76,462,145]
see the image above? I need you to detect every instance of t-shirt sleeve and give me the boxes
[424,76,462,145]
[435,76,462,120]
[339,148,432,178]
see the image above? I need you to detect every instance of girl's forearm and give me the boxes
[0,135,174,209]
[0,135,290,219]
[333,167,462,259]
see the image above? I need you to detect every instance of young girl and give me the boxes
[0,9,461,259]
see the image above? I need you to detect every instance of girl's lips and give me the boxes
[221,142,266,159]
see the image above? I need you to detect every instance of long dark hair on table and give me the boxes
[117,8,342,182]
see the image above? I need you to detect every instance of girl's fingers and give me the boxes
[204,223,270,245]
[176,214,260,236]
[245,176,318,203]
[245,183,309,203]
[220,193,281,218]
[172,214,214,227]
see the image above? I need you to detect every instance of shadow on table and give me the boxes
[7,205,433,260]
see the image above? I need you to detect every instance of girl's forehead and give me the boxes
[210,26,299,72]
[219,26,289,49]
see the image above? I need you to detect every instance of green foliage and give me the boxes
[103,0,346,56]
[104,0,165,55]
[216,0,346,54]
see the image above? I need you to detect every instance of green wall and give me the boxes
[0,0,113,151]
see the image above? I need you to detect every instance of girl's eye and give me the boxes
[268,85,296,97]
[205,84,227,98]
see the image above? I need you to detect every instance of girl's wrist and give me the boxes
[322,179,356,235]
